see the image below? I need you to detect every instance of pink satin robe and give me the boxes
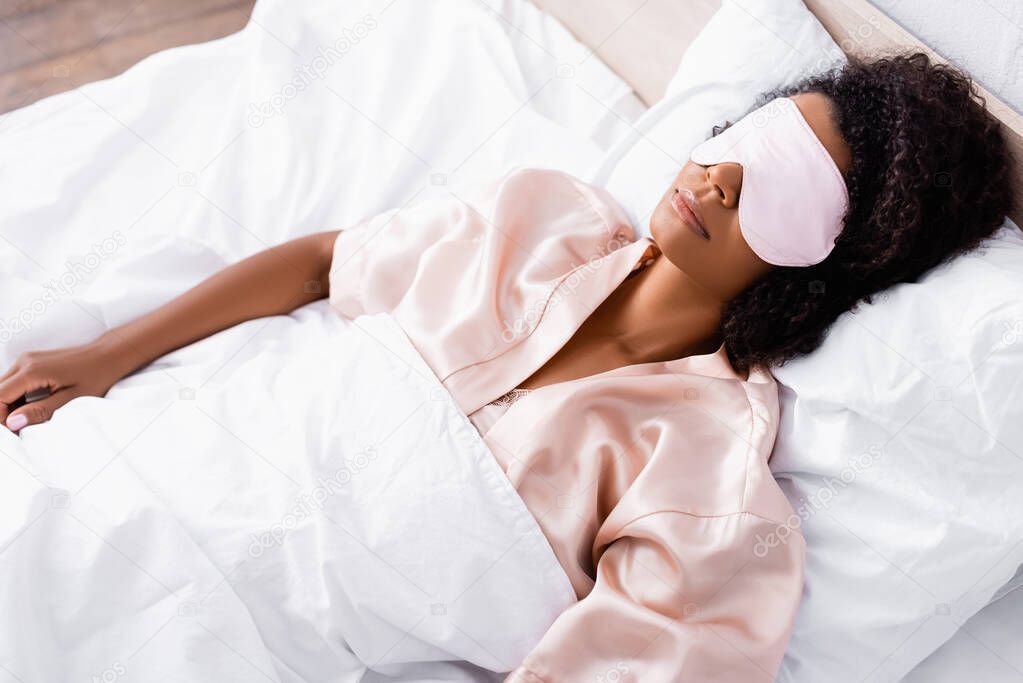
[328,168,804,682]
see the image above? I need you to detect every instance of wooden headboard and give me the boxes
[531,0,1023,227]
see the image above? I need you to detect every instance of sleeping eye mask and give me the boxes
[689,96,849,267]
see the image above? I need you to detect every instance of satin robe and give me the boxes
[328,168,804,682]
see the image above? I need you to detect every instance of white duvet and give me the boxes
[0,1,639,680]
[0,311,576,681]
[0,0,636,368]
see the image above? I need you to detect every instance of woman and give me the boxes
[0,53,1015,680]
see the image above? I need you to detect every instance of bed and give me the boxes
[0,0,1020,681]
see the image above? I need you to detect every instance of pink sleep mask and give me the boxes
[689,97,849,267]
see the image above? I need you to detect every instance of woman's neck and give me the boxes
[586,251,725,364]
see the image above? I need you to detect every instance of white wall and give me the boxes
[868,0,1022,114]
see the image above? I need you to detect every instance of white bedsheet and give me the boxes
[904,584,1023,683]
[0,1,640,680]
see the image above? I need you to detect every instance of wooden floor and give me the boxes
[0,0,256,114]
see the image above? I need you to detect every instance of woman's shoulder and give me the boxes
[482,166,635,236]
[491,165,600,190]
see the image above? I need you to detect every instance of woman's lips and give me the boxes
[671,188,710,240]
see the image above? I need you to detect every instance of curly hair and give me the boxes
[717,52,1018,374]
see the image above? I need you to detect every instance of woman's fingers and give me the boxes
[0,368,50,430]
[0,363,18,385]
[0,367,56,412]
[5,388,79,433]
[0,370,27,406]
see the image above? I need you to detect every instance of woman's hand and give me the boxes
[0,340,124,433]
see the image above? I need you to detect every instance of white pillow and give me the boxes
[904,575,1023,682]
[589,0,845,233]
[588,0,1023,680]
[770,223,1023,682]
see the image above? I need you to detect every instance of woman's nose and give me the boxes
[706,162,743,210]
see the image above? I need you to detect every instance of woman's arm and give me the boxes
[0,230,339,432]
[101,230,340,376]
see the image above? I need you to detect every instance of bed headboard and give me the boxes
[531,0,1023,227]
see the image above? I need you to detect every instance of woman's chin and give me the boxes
[648,204,675,244]
[650,205,695,247]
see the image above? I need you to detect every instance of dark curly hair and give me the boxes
[717,52,1018,374]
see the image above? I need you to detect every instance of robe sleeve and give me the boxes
[505,510,804,683]
[327,194,470,320]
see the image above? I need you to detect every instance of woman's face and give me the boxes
[649,92,853,301]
